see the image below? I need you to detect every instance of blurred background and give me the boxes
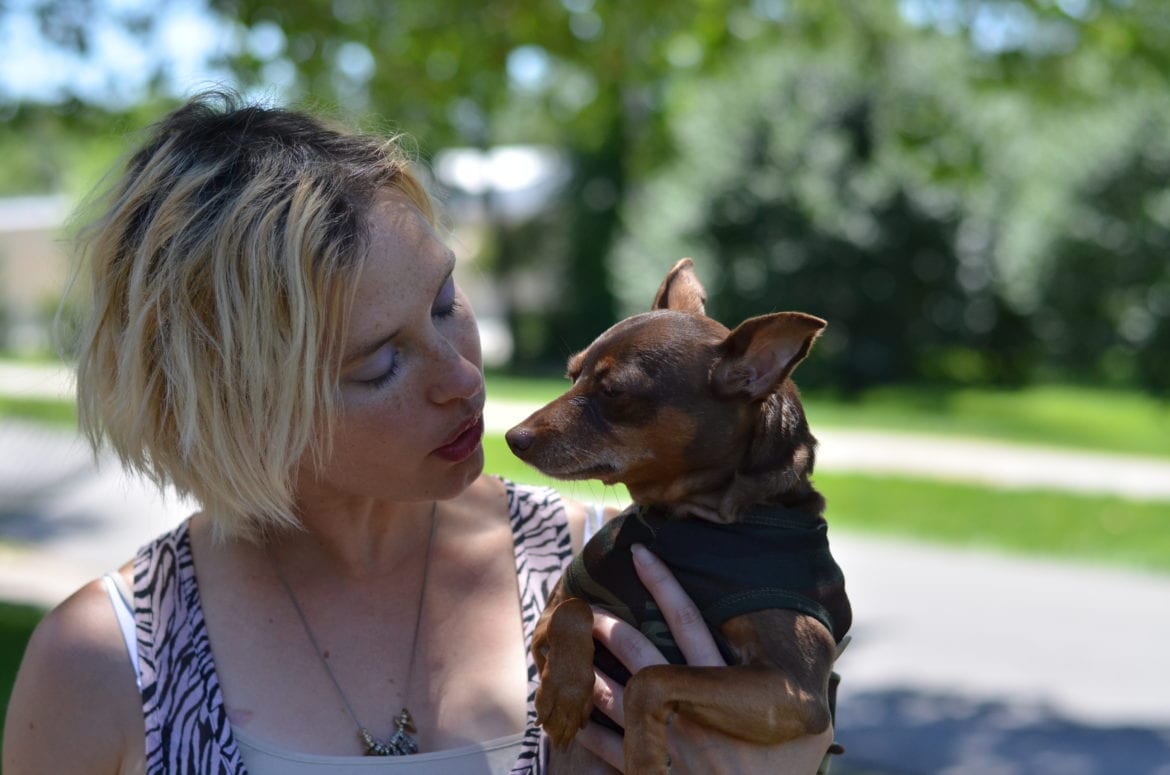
[1,1,1169,773]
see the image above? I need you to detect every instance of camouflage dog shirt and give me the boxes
[564,503,852,666]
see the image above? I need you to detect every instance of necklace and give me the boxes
[270,502,437,756]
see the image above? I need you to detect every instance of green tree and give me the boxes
[615,0,1170,393]
[203,0,790,365]
[7,0,1170,392]
[1038,123,1170,393]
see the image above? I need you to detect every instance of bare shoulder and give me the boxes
[2,577,143,775]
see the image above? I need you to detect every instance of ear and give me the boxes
[712,312,826,400]
[652,258,707,314]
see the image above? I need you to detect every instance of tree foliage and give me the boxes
[5,0,1170,394]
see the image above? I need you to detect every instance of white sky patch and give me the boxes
[0,0,236,105]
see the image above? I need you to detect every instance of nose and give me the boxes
[429,350,483,405]
[505,425,534,454]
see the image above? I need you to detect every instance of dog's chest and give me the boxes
[562,504,852,665]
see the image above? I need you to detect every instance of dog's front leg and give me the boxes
[622,664,831,775]
[534,596,597,748]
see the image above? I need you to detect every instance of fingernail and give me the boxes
[631,543,652,566]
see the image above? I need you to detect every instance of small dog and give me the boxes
[506,258,851,774]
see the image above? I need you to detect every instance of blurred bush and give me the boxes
[4,0,1169,395]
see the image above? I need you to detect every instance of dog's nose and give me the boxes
[505,426,534,453]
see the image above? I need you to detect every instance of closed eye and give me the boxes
[352,344,400,389]
[433,274,458,319]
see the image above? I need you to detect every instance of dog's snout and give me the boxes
[505,425,535,454]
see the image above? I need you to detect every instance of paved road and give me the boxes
[3,364,1170,773]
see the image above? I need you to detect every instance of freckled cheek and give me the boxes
[296,388,427,496]
[333,393,419,461]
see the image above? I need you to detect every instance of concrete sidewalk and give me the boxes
[3,364,1170,773]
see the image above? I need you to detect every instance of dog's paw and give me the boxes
[535,665,595,748]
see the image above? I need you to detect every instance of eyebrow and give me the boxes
[342,255,457,366]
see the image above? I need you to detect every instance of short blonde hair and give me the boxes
[70,90,435,540]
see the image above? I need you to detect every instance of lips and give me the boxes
[433,413,485,463]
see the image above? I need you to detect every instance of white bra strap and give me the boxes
[582,503,606,545]
[102,573,142,689]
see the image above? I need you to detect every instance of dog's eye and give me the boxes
[601,384,623,399]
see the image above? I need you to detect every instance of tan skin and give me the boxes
[3,190,832,774]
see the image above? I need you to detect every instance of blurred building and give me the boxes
[0,194,71,355]
[432,144,571,368]
[433,144,570,225]
[0,142,569,366]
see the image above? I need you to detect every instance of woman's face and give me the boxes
[299,188,485,507]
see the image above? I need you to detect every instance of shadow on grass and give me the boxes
[836,687,1170,775]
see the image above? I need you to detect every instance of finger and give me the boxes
[574,720,626,772]
[631,543,724,666]
[591,668,625,728]
[592,608,668,673]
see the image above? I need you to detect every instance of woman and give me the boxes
[2,92,834,774]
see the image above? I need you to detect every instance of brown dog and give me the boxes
[505,258,851,774]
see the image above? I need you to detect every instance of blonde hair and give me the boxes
[70,90,435,541]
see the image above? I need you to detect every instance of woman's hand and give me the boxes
[573,544,834,774]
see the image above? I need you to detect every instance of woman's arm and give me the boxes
[3,579,144,775]
[576,544,835,774]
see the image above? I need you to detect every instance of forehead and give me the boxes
[569,311,726,376]
[364,188,447,278]
[345,190,451,341]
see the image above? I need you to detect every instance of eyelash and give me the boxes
[359,296,460,389]
[434,297,460,320]
[361,362,400,390]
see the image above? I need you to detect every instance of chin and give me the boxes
[441,448,486,497]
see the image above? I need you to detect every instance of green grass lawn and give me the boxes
[0,601,45,758]
[4,366,1169,459]
[485,374,1170,459]
[0,396,77,426]
[817,472,1170,573]
[803,384,1170,459]
[485,433,1170,575]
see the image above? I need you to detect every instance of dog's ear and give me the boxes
[653,258,707,314]
[712,312,826,400]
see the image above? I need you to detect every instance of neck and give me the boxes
[272,496,437,581]
[263,498,438,758]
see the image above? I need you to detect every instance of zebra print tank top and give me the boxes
[130,481,572,775]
